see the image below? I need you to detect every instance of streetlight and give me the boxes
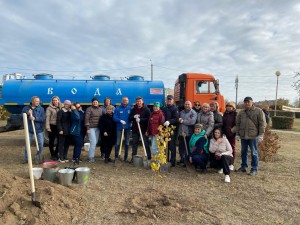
[274,70,281,116]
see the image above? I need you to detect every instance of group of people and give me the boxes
[22,94,266,183]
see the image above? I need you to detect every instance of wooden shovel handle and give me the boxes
[137,121,147,158]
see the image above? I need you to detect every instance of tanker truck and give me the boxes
[0,72,225,136]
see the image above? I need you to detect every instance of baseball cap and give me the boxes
[167,95,174,99]
[244,97,253,102]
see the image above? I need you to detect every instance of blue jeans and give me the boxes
[24,132,44,161]
[88,128,100,159]
[241,139,259,171]
[151,136,158,155]
[115,128,130,157]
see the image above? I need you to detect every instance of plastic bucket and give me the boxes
[42,162,59,182]
[32,168,43,179]
[133,155,144,168]
[75,167,90,185]
[84,143,90,152]
[58,169,75,186]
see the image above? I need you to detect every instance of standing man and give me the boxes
[129,96,151,161]
[22,96,46,163]
[178,101,197,164]
[113,96,132,161]
[236,97,266,176]
[161,95,179,167]
[85,97,103,163]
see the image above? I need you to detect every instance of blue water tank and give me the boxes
[92,75,110,80]
[128,75,144,81]
[0,76,165,113]
[34,73,53,80]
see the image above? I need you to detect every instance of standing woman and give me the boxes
[45,96,62,160]
[222,102,237,170]
[70,102,85,164]
[57,100,72,163]
[85,97,103,163]
[99,105,116,163]
[146,102,165,156]
[209,128,233,183]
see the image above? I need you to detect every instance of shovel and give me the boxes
[115,125,125,167]
[137,121,150,168]
[23,113,41,208]
[31,119,44,164]
[182,126,196,173]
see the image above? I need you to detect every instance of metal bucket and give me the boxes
[133,155,143,168]
[58,169,75,186]
[42,162,59,182]
[32,167,43,180]
[75,167,90,185]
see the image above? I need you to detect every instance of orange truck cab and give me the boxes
[174,73,225,112]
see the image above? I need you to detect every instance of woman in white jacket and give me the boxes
[209,128,233,183]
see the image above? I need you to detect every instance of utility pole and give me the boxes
[150,59,153,81]
[274,70,281,116]
[235,75,238,106]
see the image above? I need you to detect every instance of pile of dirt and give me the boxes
[0,168,87,225]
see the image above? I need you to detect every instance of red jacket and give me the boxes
[147,110,165,136]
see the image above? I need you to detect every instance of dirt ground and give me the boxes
[0,122,300,225]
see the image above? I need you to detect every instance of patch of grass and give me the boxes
[292,118,300,131]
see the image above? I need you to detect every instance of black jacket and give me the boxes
[161,104,179,126]
[129,104,150,133]
[99,113,116,145]
[56,108,71,135]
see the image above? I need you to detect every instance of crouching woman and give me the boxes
[209,128,233,183]
[188,124,209,172]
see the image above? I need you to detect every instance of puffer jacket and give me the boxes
[45,103,62,129]
[209,136,233,157]
[178,109,197,137]
[236,106,266,139]
[147,110,165,136]
[85,106,102,128]
[197,111,214,136]
[222,110,237,139]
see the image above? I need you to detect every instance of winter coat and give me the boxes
[212,110,223,130]
[57,107,71,135]
[45,103,62,129]
[197,111,214,136]
[209,136,233,157]
[236,106,266,139]
[222,110,237,139]
[178,109,197,137]
[22,104,46,134]
[70,109,85,137]
[99,113,117,145]
[129,104,150,134]
[85,106,102,128]
[263,109,270,125]
[147,110,165,136]
[113,104,132,130]
[161,104,179,126]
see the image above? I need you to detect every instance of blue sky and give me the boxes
[0,0,299,104]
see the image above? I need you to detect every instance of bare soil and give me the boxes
[0,123,300,225]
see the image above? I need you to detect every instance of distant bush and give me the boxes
[295,112,300,118]
[0,105,10,120]
[272,116,294,129]
[269,110,295,118]
[258,126,280,162]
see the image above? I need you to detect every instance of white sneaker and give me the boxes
[225,175,231,183]
[218,169,223,174]
[229,165,234,171]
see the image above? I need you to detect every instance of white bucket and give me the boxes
[58,169,75,186]
[75,167,90,185]
[32,167,43,179]
[84,143,90,152]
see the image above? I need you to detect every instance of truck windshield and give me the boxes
[196,81,216,94]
